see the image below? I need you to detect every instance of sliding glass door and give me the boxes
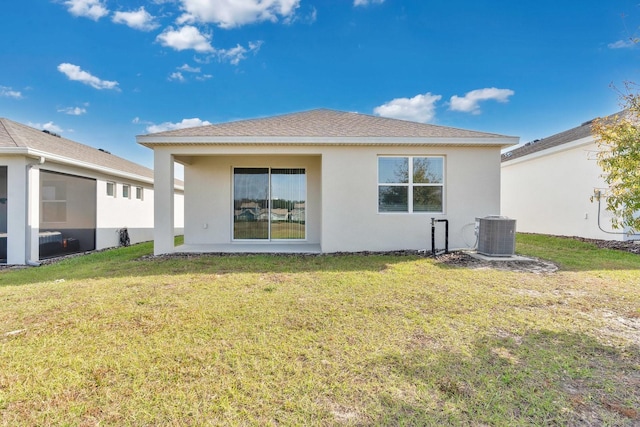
[233,168,306,240]
[271,168,305,239]
[0,166,6,263]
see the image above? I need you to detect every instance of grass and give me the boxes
[515,233,640,271]
[0,234,639,425]
[233,222,305,240]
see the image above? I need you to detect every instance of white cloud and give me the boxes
[170,64,211,82]
[177,0,300,29]
[133,117,153,125]
[63,0,109,20]
[449,87,515,114]
[156,26,215,53]
[57,63,120,90]
[217,41,263,65]
[178,64,201,73]
[168,71,186,82]
[113,7,160,31]
[608,39,637,49]
[146,118,212,133]
[29,121,64,134]
[58,106,87,115]
[308,7,317,23]
[373,93,442,123]
[354,0,384,6]
[0,86,23,99]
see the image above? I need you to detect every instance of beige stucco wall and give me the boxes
[320,146,501,252]
[184,155,321,245]
[501,137,629,241]
[176,144,502,252]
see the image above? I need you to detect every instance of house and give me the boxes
[0,118,185,265]
[290,203,305,223]
[500,112,638,241]
[137,109,517,255]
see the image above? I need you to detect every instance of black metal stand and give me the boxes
[431,218,449,256]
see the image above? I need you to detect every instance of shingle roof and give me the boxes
[501,112,623,162]
[140,108,514,140]
[0,117,154,181]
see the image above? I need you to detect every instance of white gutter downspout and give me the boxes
[25,156,44,266]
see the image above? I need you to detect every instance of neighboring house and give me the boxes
[138,109,517,255]
[0,118,185,265]
[270,209,290,222]
[290,203,305,223]
[501,112,638,241]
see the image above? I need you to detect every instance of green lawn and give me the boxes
[0,234,639,426]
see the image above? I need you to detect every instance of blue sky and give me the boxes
[1,0,638,171]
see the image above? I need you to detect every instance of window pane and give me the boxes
[106,182,115,197]
[123,185,130,198]
[271,169,306,240]
[413,157,443,184]
[136,187,143,200]
[379,186,408,212]
[0,166,5,262]
[378,157,408,184]
[413,186,443,212]
[234,168,269,239]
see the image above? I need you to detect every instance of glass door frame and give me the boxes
[231,166,307,242]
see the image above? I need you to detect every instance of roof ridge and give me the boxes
[141,108,514,139]
[501,111,624,162]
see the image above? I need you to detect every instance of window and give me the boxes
[135,187,143,200]
[378,156,444,213]
[122,184,130,199]
[106,181,115,197]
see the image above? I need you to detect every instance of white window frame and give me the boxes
[135,186,143,200]
[106,181,116,197]
[122,184,130,199]
[377,156,445,214]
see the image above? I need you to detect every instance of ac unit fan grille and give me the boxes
[477,217,516,256]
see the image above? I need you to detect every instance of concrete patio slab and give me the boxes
[174,243,322,254]
[464,251,533,262]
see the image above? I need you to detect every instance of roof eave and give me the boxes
[137,135,519,148]
[0,147,155,185]
[501,135,595,165]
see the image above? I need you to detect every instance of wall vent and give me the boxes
[476,216,516,256]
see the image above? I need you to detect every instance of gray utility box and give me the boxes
[476,216,516,256]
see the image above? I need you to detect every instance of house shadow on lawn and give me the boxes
[0,243,435,286]
[368,330,639,426]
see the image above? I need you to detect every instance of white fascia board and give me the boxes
[501,135,595,167]
[0,147,155,186]
[137,135,519,148]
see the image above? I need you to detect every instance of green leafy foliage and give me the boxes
[593,82,640,232]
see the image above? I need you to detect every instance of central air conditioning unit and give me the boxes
[476,216,516,256]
